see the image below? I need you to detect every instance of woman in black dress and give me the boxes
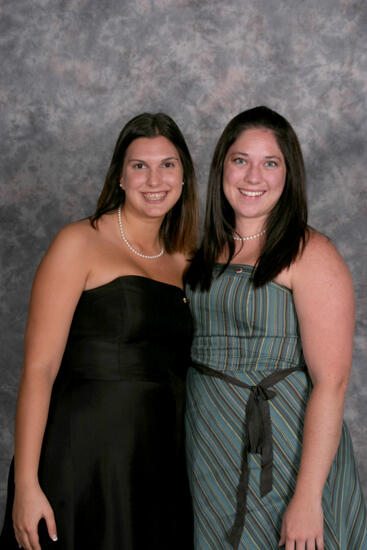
[1,113,198,550]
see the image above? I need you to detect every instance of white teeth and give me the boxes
[143,192,167,200]
[239,190,265,197]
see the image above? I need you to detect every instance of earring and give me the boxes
[182,181,184,186]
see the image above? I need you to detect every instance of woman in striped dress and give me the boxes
[185,106,367,549]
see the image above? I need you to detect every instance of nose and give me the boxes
[245,162,261,184]
[147,168,161,187]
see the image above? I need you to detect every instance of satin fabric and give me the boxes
[1,276,194,549]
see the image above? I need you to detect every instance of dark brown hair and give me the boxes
[90,112,198,254]
[186,106,308,289]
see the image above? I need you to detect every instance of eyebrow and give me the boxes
[127,156,179,162]
[230,152,283,161]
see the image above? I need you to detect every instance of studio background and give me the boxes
[1,0,366,521]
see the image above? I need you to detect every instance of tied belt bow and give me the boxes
[192,362,305,550]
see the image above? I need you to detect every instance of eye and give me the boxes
[265,160,278,167]
[233,157,246,165]
[132,162,145,169]
[163,161,175,168]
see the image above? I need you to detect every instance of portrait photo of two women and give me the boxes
[0,1,366,549]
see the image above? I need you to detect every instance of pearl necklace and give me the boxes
[117,206,164,259]
[233,229,266,241]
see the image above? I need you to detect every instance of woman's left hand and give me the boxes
[279,494,324,549]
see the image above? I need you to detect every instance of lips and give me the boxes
[239,189,265,197]
[142,192,168,201]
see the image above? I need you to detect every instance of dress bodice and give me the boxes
[185,264,304,374]
[60,275,193,382]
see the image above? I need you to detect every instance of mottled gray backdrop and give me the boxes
[1,0,366,522]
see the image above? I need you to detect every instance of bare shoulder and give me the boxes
[175,250,192,265]
[292,229,351,283]
[34,218,98,291]
[291,228,353,296]
[170,251,193,274]
[48,218,96,255]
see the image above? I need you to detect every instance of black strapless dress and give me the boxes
[1,276,194,549]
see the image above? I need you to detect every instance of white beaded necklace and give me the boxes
[117,206,164,259]
[233,229,266,241]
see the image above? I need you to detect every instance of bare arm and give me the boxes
[13,223,90,550]
[279,232,354,549]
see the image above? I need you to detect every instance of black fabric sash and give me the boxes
[192,362,306,550]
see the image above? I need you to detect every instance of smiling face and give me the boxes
[222,127,286,233]
[120,135,184,220]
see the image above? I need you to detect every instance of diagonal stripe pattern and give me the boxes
[185,264,367,549]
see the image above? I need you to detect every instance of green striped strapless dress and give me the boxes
[185,264,367,549]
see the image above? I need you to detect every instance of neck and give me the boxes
[235,218,266,238]
[120,206,163,250]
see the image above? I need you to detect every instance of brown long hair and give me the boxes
[186,106,308,289]
[90,113,198,254]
